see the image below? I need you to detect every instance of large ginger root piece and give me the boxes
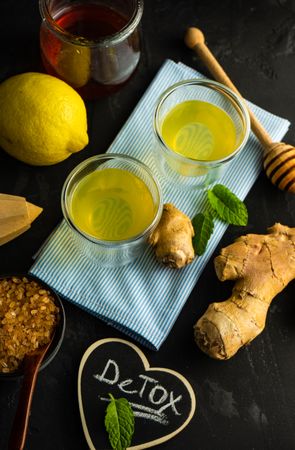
[194,224,295,359]
[148,203,195,269]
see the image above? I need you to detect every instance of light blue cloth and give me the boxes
[30,60,290,350]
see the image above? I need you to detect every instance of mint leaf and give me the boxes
[207,184,248,226]
[105,394,134,450]
[192,212,214,255]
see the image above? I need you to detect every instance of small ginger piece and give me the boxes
[148,203,195,269]
[194,223,295,359]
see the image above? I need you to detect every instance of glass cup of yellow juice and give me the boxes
[153,79,250,189]
[61,154,163,266]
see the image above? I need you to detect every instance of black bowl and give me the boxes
[0,273,66,380]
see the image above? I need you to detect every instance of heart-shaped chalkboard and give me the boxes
[78,338,196,449]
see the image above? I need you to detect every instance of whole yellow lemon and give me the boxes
[0,72,89,165]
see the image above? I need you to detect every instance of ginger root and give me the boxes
[194,223,295,359]
[148,203,195,269]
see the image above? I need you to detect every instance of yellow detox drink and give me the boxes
[70,168,156,241]
[161,100,237,161]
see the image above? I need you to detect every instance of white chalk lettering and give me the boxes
[138,374,158,398]
[93,359,119,385]
[149,385,168,405]
[94,361,184,422]
[118,379,137,394]
[99,396,169,425]
[158,391,182,416]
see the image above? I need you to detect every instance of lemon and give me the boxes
[0,72,89,165]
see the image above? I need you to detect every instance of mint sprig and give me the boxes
[207,184,248,226]
[192,184,248,256]
[105,394,134,450]
[192,212,214,255]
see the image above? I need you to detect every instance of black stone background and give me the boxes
[1,0,295,449]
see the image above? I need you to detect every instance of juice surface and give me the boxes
[70,168,156,241]
[161,100,237,161]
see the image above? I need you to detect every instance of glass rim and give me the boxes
[61,153,163,247]
[153,78,251,167]
[39,0,144,47]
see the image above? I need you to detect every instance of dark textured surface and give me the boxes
[1,0,295,449]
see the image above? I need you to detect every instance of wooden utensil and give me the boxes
[184,27,295,194]
[8,335,54,450]
[0,194,42,245]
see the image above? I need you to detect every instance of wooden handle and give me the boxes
[8,354,44,450]
[8,337,52,450]
[184,27,274,150]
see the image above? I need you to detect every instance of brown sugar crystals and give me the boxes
[0,277,59,373]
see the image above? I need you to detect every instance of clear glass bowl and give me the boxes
[153,79,251,190]
[61,154,163,267]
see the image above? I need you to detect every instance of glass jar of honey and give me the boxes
[39,0,144,99]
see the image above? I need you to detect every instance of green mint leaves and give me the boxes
[192,212,214,255]
[207,184,248,226]
[105,394,135,450]
[192,184,248,256]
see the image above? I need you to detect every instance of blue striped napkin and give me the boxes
[30,60,290,350]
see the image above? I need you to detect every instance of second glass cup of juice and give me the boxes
[153,79,251,190]
[39,0,144,99]
[61,154,163,267]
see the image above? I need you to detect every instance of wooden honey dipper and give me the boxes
[184,27,295,194]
